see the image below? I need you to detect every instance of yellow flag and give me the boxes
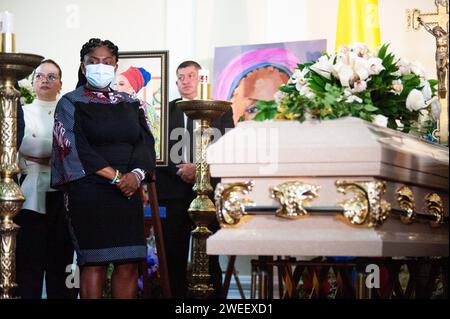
[335,0,381,51]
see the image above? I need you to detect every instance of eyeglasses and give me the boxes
[34,72,60,82]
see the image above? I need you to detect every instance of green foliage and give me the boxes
[19,86,36,104]
[253,100,278,121]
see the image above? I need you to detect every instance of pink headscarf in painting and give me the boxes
[213,48,300,100]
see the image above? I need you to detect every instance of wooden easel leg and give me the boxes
[222,255,236,298]
[147,176,172,298]
[233,266,246,299]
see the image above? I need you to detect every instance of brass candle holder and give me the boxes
[177,99,231,299]
[0,52,43,299]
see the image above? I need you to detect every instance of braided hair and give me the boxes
[76,38,119,88]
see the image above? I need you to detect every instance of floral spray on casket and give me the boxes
[255,43,441,141]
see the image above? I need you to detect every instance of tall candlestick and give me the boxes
[197,69,211,100]
[0,11,16,53]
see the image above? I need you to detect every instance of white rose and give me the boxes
[391,80,403,95]
[372,114,388,127]
[406,89,426,111]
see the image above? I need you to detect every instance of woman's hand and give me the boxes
[116,172,139,198]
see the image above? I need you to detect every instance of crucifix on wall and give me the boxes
[407,0,449,144]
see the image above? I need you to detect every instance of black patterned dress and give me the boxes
[51,86,155,266]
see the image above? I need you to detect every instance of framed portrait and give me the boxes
[116,50,169,166]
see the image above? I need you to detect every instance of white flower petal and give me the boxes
[406,89,426,111]
[310,58,333,80]
[333,63,354,87]
[346,95,363,104]
[410,62,426,78]
[367,57,385,75]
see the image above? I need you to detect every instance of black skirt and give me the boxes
[65,174,146,266]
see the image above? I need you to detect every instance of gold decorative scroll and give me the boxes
[335,180,391,227]
[270,181,320,219]
[396,186,416,224]
[214,180,255,227]
[425,193,444,227]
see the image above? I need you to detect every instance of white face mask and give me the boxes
[84,64,115,89]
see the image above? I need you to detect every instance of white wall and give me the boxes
[1,0,439,100]
[0,0,166,94]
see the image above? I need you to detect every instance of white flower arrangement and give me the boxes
[255,43,441,139]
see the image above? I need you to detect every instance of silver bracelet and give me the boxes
[131,168,146,181]
[131,171,142,185]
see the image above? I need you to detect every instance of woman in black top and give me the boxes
[51,38,155,299]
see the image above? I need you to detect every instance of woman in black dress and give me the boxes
[51,38,155,299]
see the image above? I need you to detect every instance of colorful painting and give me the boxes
[213,40,327,124]
[116,51,168,166]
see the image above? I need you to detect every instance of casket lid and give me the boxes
[207,117,449,190]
